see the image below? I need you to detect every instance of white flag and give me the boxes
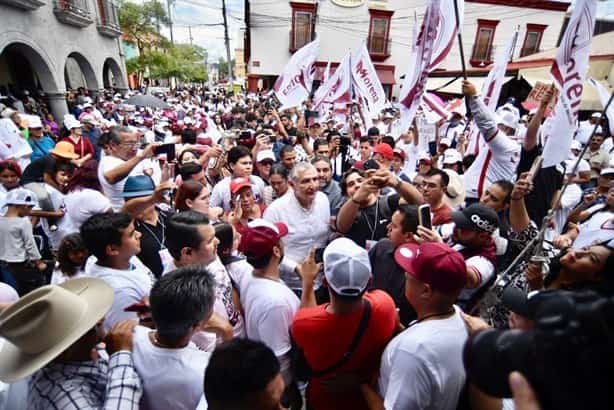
[588,78,614,135]
[273,39,319,111]
[323,60,332,83]
[468,29,519,155]
[543,0,596,167]
[313,52,352,109]
[398,0,462,131]
[351,42,387,120]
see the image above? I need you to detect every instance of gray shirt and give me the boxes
[321,180,344,215]
[0,216,41,263]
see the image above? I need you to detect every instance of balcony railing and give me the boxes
[96,0,121,37]
[367,37,391,62]
[53,0,93,27]
[470,45,496,67]
[0,0,44,11]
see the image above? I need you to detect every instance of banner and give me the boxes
[351,42,387,121]
[521,81,559,113]
[273,39,320,111]
[398,0,462,132]
[421,92,451,122]
[313,52,352,109]
[323,60,332,83]
[543,0,596,167]
[588,78,614,135]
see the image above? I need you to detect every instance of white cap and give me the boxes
[256,149,276,163]
[184,117,194,125]
[498,112,518,130]
[25,115,42,129]
[570,140,582,151]
[601,168,614,176]
[592,112,602,119]
[324,238,372,296]
[417,150,431,162]
[442,148,462,165]
[63,114,82,130]
[595,126,604,135]
[1,108,16,118]
[3,188,38,207]
[80,114,97,125]
[440,137,452,147]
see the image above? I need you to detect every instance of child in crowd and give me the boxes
[50,233,88,285]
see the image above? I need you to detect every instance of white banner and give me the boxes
[313,52,352,109]
[324,60,332,83]
[543,0,596,167]
[588,78,614,135]
[352,42,387,121]
[273,39,320,111]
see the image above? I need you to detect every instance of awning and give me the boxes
[426,75,511,95]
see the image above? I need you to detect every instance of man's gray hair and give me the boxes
[290,161,316,183]
[107,126,134,145]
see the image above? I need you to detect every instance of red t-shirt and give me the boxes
[60,136,95,159]
[291,290,397,410]
[432,203,453,225]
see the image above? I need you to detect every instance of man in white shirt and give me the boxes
[132,265,215,410]
[238,219,319,402]
[81,212,154,332]
[264,162,330,292]
[364,242,469,410]
[98,126,158,210]
[461,80,521,202]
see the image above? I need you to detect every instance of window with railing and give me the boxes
[53,0,93,27]
[289,2,316,52]
[470,19,499,67]
[367,8,393,61]
[520,24,547,57]
[55,0,90,16]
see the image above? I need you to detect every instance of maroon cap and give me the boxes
[373,143,394,160]
[238,219,288,258]
[230,177,252,195]
[393,148,406,161]
[394,242,467,293]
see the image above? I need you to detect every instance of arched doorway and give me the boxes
[0,42,58,98]
[64,52,99,91]
[102,57,126,89]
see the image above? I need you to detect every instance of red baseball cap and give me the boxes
[238,219,288,258]
[230,177,252,195]
[373,143,394,160]
[394,242,467,293]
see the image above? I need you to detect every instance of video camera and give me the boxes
[463,289,614,410]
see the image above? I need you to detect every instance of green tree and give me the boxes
[119,0,169,55]
[218,57,235,80]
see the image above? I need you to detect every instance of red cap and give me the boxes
[238,219,289,258]
[394,242,467,293]
[373,143,394,160]
[230,177,252,195]
[393,148,406,161]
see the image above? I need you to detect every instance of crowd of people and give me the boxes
[0,79,612,410]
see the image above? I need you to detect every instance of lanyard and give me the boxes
[406,308,455,329]
[138,217,166,249]
[361,198,379,241]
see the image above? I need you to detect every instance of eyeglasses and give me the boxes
[120,141,140,147]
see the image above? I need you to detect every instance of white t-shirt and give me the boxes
[574,209,614,249]
[378,306,468,410]
[463,130,521,199]
[84,255,154,332]
[60,189,112,233]
[132,326,211,410]
[40,183,66,251]
[226,257,253,296]
[209,175,266,212]
[98,155,129,211]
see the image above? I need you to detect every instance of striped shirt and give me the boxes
[28,350,142,410]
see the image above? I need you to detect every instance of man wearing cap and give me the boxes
[364,242,469,410]
[391,148,410,182]
[583,131,609,186]
[440,148,463,174]
[255,149,276,184]
[291,238,398,410]
[81,114,103,159]
[26,115,55,162]
[239,218,320,405]
[98,126,158,211]
[372,143,393,170]
[0,279,144,409]
[577,112,603,145]
[461,80,520,203]
[437,111,465,149]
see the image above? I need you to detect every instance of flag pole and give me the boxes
[453,0,467,79]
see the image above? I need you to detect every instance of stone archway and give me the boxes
[0,41,59,94]
[64,52,99,91]
[102,57,127,90]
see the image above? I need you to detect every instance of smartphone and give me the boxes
[124,301,150,313]
[314,247,326,264]
[363,159,380,171]
[154,143,176,162]
[418,204,432,230]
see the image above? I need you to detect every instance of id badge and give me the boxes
[365,240,377,252]
[158,248,173,272]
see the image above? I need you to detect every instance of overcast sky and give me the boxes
[160,0,614,62]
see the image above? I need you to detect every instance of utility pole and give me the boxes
[167,0,175,44]
[188,25,193,45]
[221,0,233,82]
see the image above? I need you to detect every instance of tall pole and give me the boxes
[453,0,467,79]
[167,0,175,44]
[222,0,233,82]
[188,25,193,45]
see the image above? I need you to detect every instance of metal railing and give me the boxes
[367,36,391,56]
[97,0,120,29]
[53,0,90,17]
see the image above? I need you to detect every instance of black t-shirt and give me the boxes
[135,210,168,278]
[346,194,399,248]
[21,155,56,185]
[517,146,563,227]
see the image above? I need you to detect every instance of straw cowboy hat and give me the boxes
[0,278,114,383]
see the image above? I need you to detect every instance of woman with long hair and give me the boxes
[174,179,223,221]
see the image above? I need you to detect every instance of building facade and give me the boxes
[244,0,570,98]
[0,0,128,119]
